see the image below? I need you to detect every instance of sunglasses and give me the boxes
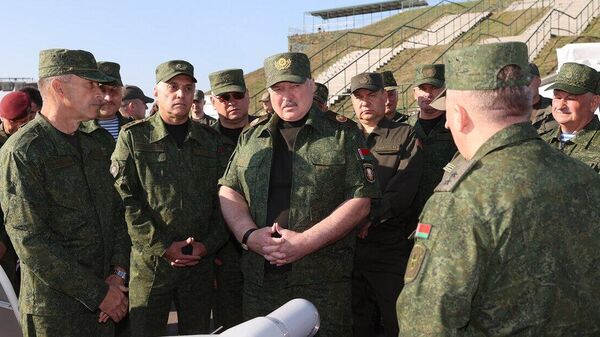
[216,92,245,101]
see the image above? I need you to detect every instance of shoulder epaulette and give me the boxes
[121,118,146,130]
[248,115,270,128]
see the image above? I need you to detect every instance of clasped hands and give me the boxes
[247,223,310,266]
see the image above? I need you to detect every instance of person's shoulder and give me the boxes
[121,118,146,131]
[2,118,44,155]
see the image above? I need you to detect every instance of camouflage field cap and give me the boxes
[351,72,384,93]
[193,90,205,101]
[381,71,398,90]
[123,85,154,103]
[414,64,445,88]
[155,60,197,83]
[209,69,246,96]
[97,61,123,86]
[314,82,329,104]
[444,42,529,90]
[546,62,599,95]
[259,91,270,102]
[264,52,311,87]
[429,88,447,111]
[529,62,540,77]
[38,48,113,83]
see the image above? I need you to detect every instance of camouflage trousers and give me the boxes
[212,238,243,331]
[22,313,114,337]
[128,250,213,337]
[243,271,352,337]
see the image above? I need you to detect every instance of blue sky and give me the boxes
[0,0,431,98]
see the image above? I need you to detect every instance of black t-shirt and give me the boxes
[419,114,444,136]
[265,114,308,273]
[59,130,82,155]
[164,120,189,149]
[218,120,245,144]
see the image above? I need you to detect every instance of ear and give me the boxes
[590,94,600,112]
[153,85,158,98]
[450,103,472,133]
[50,78,65,98]
[412,86,419,100]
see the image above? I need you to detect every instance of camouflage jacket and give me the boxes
[111,113,228,259]
[531,95,556,134]
[397,123,600,335]
[0,127,9,247]
[407,113,457,219]
[541,115,600,173]
[219,107,380,285]
[193,114,217,126]
[0,114,129,315]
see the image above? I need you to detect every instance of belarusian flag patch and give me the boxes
[415,223,432,239]
[357,148,374,161]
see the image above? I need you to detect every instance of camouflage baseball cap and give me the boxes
[546,62,599,95]
[444,42,529,90]
[123,85,154,103]
[38,48,113,83]
[414,64,445,88]
[209,69,246,96]
[314,82,329,104]
[155,60,197,83]
[351,73,383,93]
[529,62,540,77]
[259,91,270,102]
[381,71,398,90]
[193,90,205,101]
[264,52,311,87]
[97,61,122,86]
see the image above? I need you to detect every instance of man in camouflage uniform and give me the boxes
[92,62,130,141]
[111,60,228,337]
[407,64,457,218]
[120,85,154,121]
[528,62,555,133]
[0,48,130,337]
[541,62,600,173]
[349,73,422,337]
[207,68,254,330]
[258,91,274,116]
[190,89,216,125]
[380,71,408,123]
[0,91,36,293]
[313,82,354,124]
[397,42,600,335]
[218,52,380,337]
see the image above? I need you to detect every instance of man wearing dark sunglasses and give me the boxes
[218,52,380,337]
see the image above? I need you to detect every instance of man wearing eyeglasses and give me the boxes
[111,60,228,337]
[218,52,380,337]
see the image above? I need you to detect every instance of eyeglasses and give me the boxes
[216,92,245,102]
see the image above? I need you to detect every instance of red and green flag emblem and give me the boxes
[357,148,374,161]
[416,223,432,239]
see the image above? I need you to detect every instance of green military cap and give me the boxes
[97,61,123,86]
[264,52,311,88]
[529,62,540,77]
[444,42,529,90]
[351,72,383,93]
[380,71,398,90]
[414,64,445,88]
[193,90,205,101]
[259,91,270,102]
[314,82,329,104]
[155,60,197,83]
[546,62,599,95]
[209,69,246,96]
[123,85,154,103]
[38,48,113,83]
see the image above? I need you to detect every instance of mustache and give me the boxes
[282,101,298,108]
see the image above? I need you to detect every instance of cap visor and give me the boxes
[267,75,307,88]
[79,70,115,84]
[429,88,446,111]
[142,95,154,103]
[545,82,588,95]
[415,79,444,88]
[212,85,246,96]
[351,84,381,93]
[160,71,197,83]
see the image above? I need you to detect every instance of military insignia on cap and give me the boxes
[101,65,110,73]
[404,244,427,283]
[363,163,376,183]
[175,63,187,70]
[358,74,370,84]
[336,114,348,122]
[221,72,232,82]
[110,161,120,178]
[422,67,436,78]
[274,57,292,70]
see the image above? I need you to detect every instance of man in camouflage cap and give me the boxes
[190,89,216,125]
[207,68,254,330]
[258,91,274,116]
[120,85,153,121]
[0,48,130,337]
[112,60,228,336]
[397,42,600,335]
[380,70,407,122]
[349,72,422,337]
[219,52,380,337]
[406,63,457,228]
[541,62,600,172]
[528,62,555,133]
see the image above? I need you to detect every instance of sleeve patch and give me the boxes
[363,163,376,183]
[404,244,427,284]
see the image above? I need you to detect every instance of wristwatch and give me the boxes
[114,269,128,282]
[241,228,258,251]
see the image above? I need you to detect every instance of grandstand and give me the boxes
[246,0,600,116]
